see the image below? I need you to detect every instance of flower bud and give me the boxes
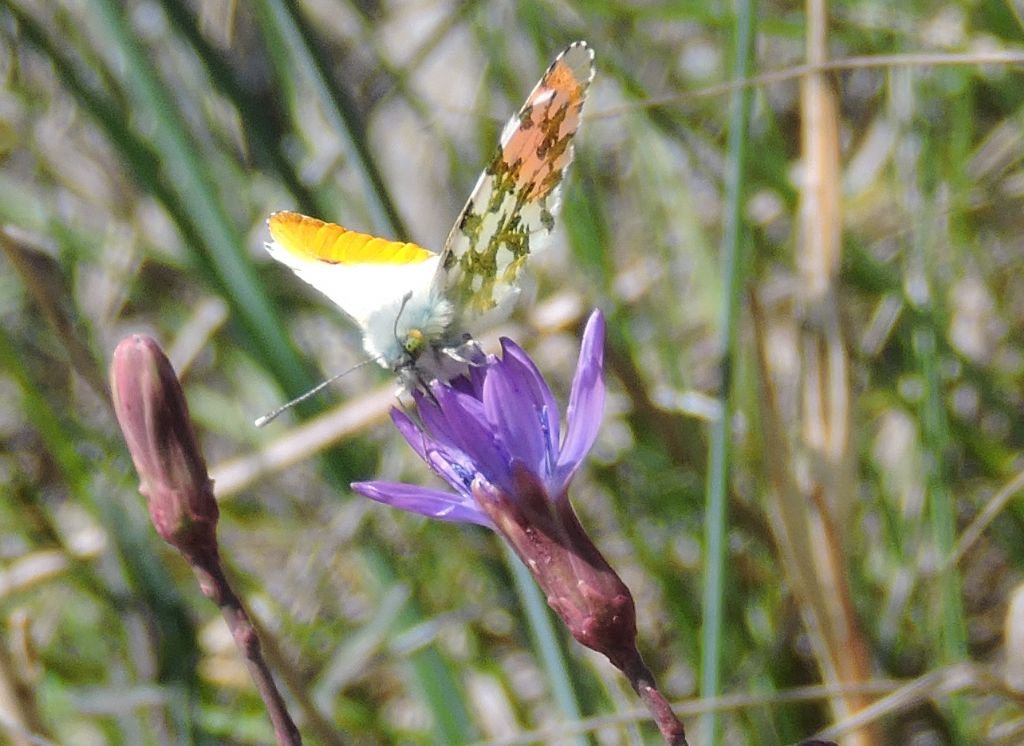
[111,335,219,562]
[474,464,638,670]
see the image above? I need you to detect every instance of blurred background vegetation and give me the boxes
[2,0,1024,744]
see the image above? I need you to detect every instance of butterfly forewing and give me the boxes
[266,211,439,328]
[437,42,595,321]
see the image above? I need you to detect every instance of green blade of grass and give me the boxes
[154,0,324,217]
[364,549,477,743]
[3,2,212,267]
[251,0,407,239]
[913,324,969,736]
[700,1,756,744]
[88,0,315,400]
[504,542,588,746]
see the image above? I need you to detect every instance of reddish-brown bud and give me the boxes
[474,463,639,670]
[111,335,219,563]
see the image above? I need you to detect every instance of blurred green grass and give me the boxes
[2,1,1024,744]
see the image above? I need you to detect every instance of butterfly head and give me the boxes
[402,328,425,356]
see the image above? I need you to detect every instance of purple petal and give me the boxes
[415,390,461,454]
[554,310,606,492]
[352,481,493,527]
[392,400,482,497]
[425,448,476,495]
[448,375,476,396]
[390,408,429,461]
[468,359,489,396]
[482,351,546,477]
[499,338,560,465]
[433,383,513,492]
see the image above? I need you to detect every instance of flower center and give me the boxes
[451,462,475,490]
[538,404,554,475]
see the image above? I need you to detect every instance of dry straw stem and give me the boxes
[596,51,1024,119]
[791,3,875,743]
[0,551,70,600]
[945,467,1024,570]
[0,229,109,403]
[475,680,905,746]
[0,631,51,746]
[813,663,1022,741]
[211,383,397,499]
[742,2,875,742]
[751,294,859,733]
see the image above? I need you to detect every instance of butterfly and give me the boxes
[264,42,594,391]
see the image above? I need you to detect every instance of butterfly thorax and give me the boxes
[362,287,457,373]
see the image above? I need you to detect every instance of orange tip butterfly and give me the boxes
[264,42,595,395]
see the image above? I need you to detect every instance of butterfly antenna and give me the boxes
[393,291,413,347]
[254,355,383,427]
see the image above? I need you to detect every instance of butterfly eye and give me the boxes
[403,329,425,355]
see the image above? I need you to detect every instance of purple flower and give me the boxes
[354,310,690,743]
[354,311,641,661]
[353,309,606,529]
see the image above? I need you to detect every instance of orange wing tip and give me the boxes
[266,211,434,265]
[552,41,595,89]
